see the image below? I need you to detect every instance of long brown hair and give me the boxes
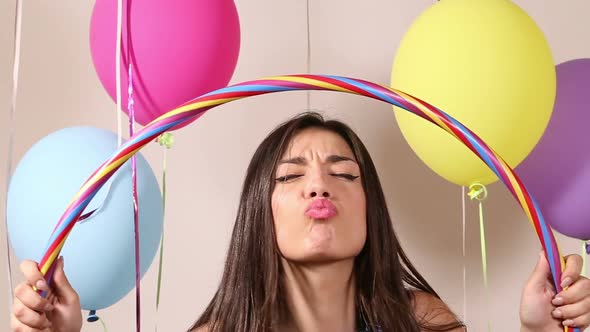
[190,112,464,331]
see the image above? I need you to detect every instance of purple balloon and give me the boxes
[516,58,590,240]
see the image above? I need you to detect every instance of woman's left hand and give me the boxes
[520,251,590,332]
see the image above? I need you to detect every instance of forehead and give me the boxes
[281,127,354,157]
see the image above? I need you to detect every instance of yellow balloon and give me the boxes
[391,0,555,186]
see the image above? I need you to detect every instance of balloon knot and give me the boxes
[87,309,99,323]
[468,182,488,201]
[156,133,174,149]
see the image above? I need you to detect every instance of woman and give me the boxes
[11,112,590,332]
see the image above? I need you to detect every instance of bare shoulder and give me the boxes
[410,290,465,332]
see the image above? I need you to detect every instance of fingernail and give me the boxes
[552,309,563,318]
[35,279,49,291]
[561,277,573,288]
[563,319,575,326]
[552,296,564,306]
[44,302,54,311]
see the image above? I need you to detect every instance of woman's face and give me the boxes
[271,127,367,263]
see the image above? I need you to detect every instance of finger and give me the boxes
[561,254,583,288]
[10,314,35,332]
[46,292,56,305]
[552,298,590,327]
[554,277,590,305]
[11,298,52,330]
[561,313,590,330]
[10,314,50,332]
[19,260,49,292]
[14,283,54,313]
[526,251,552,290]
[52,256,79,305]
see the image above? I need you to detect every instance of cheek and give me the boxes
[271,187,294,226]
[352,188,366,216]
[346,188,367,250]
[271,188,299,248]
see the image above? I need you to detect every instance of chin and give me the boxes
[291,248,358,265]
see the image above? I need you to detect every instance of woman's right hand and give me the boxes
[11,257,82,332]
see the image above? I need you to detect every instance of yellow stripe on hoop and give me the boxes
[40,233,68,275]
[157,97,241,121]
[394,89,459,141]
[274,76,357,94]
[69,151,137,204]
[497,157,533,222]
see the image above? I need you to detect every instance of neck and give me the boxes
[280,257,357,332]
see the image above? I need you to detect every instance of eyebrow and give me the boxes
[278,155,357,165]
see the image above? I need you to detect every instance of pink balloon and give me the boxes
[90,0,240,128]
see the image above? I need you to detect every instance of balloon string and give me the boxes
[99,317,109,332]
[129,66,141,332]
[305,0,311,109]
[4,0,23,305]
[461,186,467,322]
[578,243,587,332]
[569,242,585,332]
[77,0,121,229]
[478,202,488,290]
[115,0,123,146]
[468,183,490,332]
[478,200,491,332]
[158,147,168,308]
[155,133,173,331]
[125,0,141,330]
[583,241,587,278]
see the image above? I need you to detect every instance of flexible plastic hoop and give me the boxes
[37,74,570,328]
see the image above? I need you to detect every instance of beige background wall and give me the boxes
[1,0,589,331]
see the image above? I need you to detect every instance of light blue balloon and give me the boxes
[7,127,163,310]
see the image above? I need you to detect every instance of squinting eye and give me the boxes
[331,173,360,181]
[275,174,303,182]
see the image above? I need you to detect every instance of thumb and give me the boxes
[526,251,552,289]
[52,257,79,304]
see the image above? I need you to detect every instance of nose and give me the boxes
[309,190,330,198]
[305,171,331,199]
